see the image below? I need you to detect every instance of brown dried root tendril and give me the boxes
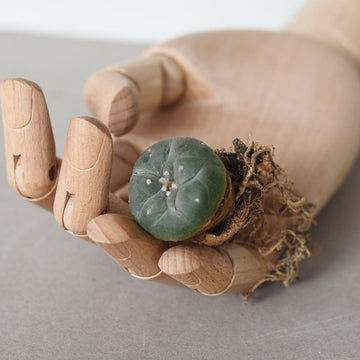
[192,138,315,300]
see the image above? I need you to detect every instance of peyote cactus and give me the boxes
[128,137,231,241]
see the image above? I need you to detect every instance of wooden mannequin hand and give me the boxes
[83,28,360,295]
[2,0,360,296]
[0,78,267,294]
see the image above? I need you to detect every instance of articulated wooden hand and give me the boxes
[1,0,360,296]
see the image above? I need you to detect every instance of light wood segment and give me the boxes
[53,117,113,236]
[219,244,268,294]
[107,192,131,217]
[286,0,360,66]
[159,54,187,106]
[106,55,185,110]
[158,243,267,295]
[113,184,129,203]
[158,244,233,295]
[87,213,180,285]
[0,79,58,199]
[110,56,163,111]
[20,158,61,212]
[109,139,139,192]
[84,71,140,136]
[110,155,132,192]
[84,55,185,136]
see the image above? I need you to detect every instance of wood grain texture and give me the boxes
[53,117,113,236]
[109,139,139,192]
[87,213,180,285]
[107,192,131,217]
[84,70,140,136]
[158,243,267,295]
[158,244,234,295]
[84,55,185,136]
[113,183,129,202]
[286,0,360,66]
[0,79,58,201]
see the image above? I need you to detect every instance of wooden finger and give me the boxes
[158,243,267,296]
[87,213,180,285]
[53,117,113,237]
[108,192,131,217]
[0,79,59,211]
[110,139,139,192]
[113,184,129,202]
[84,55,185,136]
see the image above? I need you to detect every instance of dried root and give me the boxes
[193,138,315,299]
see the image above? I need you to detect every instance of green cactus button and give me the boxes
[128,137,228,241]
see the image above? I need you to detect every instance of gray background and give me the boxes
[0,33,359,360]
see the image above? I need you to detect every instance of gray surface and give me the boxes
[0,33,359,360]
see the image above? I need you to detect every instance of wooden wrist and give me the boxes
[286,0,360,66]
